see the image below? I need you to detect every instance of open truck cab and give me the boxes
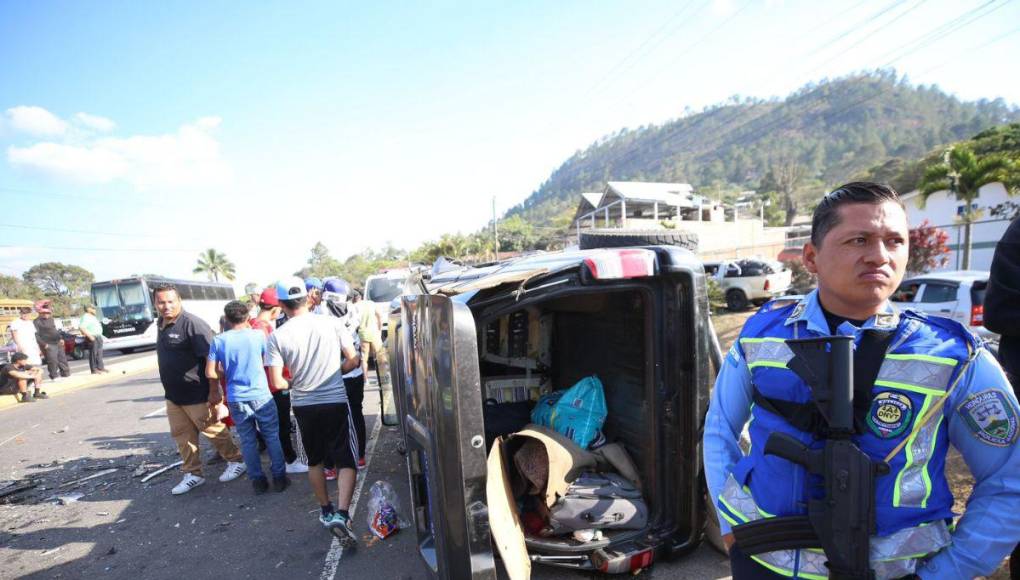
[386,246,712,579]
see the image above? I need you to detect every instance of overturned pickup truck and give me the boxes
[386,246,714,579]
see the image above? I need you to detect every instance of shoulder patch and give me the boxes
[958,389,1019,447]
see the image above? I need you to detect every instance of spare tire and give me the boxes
[579,229,698,251]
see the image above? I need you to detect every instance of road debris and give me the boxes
[53,426,69,434]
[54,492,85,505]
[59,468,118,489]
[140,461,182,483]
[0,480,38,500]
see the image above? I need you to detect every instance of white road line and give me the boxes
[143,406,166,418]
[320,416,383,580]
[0,431,25,448]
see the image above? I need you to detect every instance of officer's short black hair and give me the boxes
[223,300,249,324]
[811,182,904,247]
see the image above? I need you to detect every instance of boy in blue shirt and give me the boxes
[207,300,289,494]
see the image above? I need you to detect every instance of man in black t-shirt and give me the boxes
[153,283,244,496]
[32,301,70,381]
[1,353,47,403]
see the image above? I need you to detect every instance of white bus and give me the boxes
[90,276,235,353]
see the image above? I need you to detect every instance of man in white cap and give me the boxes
[266,276,361,547]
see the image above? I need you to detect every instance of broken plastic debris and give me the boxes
[54,492,84,505]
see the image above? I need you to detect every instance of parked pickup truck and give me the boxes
[703,258,792,311]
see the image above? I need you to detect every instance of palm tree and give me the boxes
[918,146,1019,270]
[193,248,236,282]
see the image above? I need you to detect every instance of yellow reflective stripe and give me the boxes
[874,379,948,397]
[739,337,787,344]
[921,415,944,509]
[750,556,796,578]
[748,361,788,369]
[894,395,933,508]
[796,569,828,580]
[885,353,958,367]
[719,495,750,524]
[718,509,741,527]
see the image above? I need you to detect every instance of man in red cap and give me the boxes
[33,300,71,382]
[250,288,307,474]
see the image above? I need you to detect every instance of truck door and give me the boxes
[397,294,497,580]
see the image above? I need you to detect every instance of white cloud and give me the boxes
[4,106,68,137]
[6,116,231,189]
[74,112,116,132]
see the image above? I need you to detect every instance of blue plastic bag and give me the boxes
[530,376,607,449]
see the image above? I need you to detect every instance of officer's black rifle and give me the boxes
[731,336,890,580]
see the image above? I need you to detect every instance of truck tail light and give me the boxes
[764,278,771,292]
[970,304,983,326]
[584,249,656,280]
[593,547,655,574]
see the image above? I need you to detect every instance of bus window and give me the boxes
[176,284,193,300]
[217,286,232,300]
[93,285,122,319]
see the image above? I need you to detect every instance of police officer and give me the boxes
[704,182,1020,579]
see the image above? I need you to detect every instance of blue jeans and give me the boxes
[228,397,286,480]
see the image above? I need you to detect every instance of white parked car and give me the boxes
[704,258,793,311]
[890,271,997,340]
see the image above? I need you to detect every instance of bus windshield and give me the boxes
[366,277,403,302]
[93,282,153,322]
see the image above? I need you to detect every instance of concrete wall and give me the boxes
[903,182,1012,271]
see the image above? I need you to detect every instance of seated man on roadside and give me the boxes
[1,353,47,403]
[206,301,289,495]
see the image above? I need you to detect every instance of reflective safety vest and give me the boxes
[717,302,977,579]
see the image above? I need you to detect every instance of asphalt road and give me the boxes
[0,371,731,580]
[60,347,156,376]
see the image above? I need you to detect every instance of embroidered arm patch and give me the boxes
[958,389,1020,447]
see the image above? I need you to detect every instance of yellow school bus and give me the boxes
[0,298,34,344]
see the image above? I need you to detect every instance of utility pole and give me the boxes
[492,196,499,261]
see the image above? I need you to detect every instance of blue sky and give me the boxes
[1,0,1018,289]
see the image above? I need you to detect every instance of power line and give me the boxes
[0,223,162,238]
[0,244,202,253]
[803,0,933,77]
[0,186,171,209]
[592,0,1012,181]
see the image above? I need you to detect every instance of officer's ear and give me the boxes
[802,242,820,275]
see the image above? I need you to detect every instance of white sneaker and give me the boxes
[171,474,205,495]
[218,462,246,483]
[285,461,309,474]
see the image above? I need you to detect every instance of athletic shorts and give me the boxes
[292,402,358,469]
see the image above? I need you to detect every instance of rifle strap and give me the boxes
[752,330,895,437]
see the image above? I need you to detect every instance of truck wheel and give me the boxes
[726,289,749,311]
[578,229,699,252]
[73,346,85,360]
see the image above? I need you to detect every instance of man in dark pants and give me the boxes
[984,216,1020,579]
[78,304,108,374]
[33,300,70,381]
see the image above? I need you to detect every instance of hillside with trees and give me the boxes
[505,71,1018,228]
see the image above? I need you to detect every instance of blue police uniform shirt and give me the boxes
[703,289,1020,579]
